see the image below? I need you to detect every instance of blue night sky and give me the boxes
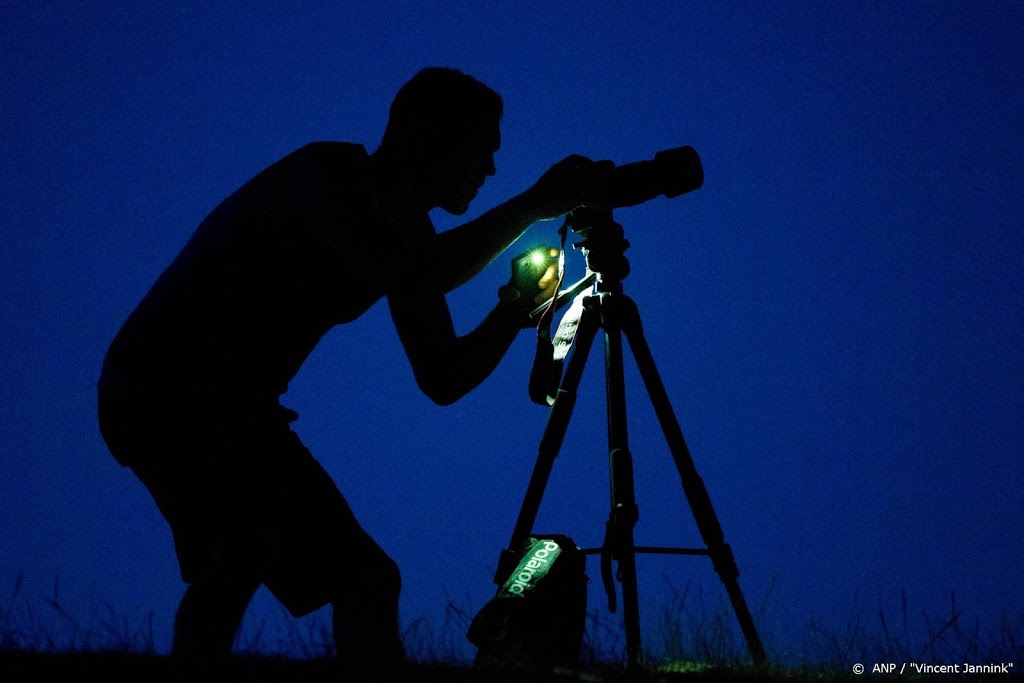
[2,1,1021,664]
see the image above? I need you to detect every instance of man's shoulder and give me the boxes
[285,141,369,169]
[260,141,373,201]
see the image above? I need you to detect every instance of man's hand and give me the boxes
[525,155,616,220]
[498,246,560,325]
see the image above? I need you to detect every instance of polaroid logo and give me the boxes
[507,541,561,597]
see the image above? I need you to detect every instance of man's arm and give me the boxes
[388,290,525,406]
[397,155,614,295]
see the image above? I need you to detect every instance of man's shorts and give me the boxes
[99,396,398,617]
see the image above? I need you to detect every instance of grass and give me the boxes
[2,572,1022,681]
[0,574,156,654]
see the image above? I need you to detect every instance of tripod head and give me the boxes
[565,144,703,291]
[566,207,630,291]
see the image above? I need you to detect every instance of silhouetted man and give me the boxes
[97,67,609,668]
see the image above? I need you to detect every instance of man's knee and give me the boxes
[362,549,402,600]
[376,552,402,597]
[332,545,401,606]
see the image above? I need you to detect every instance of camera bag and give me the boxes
[467,534,588,668]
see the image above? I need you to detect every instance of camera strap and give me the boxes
[529,216,595,405]
[528,291,587,405]
[529,218,569,405]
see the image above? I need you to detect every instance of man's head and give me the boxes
[380,67,503,215]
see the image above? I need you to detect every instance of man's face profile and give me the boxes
[430,122,500,216]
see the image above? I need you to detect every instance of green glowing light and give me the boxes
[530,250,547,267]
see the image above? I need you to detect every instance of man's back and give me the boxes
[99,142,430,411]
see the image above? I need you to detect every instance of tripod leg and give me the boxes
[495,303,601,584]
[601,295,644,668]
[617,296,768,666]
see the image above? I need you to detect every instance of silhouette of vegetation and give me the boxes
[0,573,155,653]
[2,573,1022,681]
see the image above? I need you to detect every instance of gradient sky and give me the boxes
[2,1,1021,664]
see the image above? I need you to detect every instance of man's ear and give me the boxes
[403,134,446,171]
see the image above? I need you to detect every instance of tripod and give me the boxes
[492,211,767,669]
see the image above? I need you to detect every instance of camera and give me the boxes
[590,145,703,211]
[508,246,560,306]
[516,247,559,272]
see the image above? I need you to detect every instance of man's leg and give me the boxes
[330,552,405,669]
[105,402,269,658]
[257,425,407,667]
[172,571,260,656]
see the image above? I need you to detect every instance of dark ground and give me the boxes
[8,650,1021,683]
[0,651,818,682]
